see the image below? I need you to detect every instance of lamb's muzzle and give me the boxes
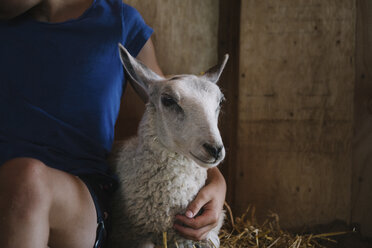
[203,143,223,160]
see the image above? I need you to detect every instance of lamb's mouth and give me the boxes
[190,152,217,165]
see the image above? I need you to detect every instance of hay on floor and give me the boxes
[157,203,350,248]
[219,203,348,248]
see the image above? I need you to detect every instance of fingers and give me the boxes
[175,209,219,230]
[174,208,220,241]
[185,191,210,218]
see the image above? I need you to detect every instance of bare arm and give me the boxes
[136,38,164,77]
[0,0,41,19]
[174,167,226,241]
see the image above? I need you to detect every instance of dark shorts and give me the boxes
[78,174,117,248]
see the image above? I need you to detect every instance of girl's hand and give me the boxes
[174,167,226,241]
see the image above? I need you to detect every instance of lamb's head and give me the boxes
[118,44,228,168]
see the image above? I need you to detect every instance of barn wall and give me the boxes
[236,0,355,228]
[114,0,372,233]
[115,0,219,140]
[352,0,372,238]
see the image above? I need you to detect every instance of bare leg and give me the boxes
[0,158,97,248]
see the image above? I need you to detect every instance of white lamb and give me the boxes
[108,44,228,248]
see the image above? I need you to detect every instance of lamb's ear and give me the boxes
[118,43,163,103]
[201,54,229,84]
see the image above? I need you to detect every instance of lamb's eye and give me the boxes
[161,95,184,115]
[161,96,177,107]
[218,97,225,109]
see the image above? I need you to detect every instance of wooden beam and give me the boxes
[218,0,241,211]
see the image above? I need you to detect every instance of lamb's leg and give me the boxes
[172,239,196,248]
[206,231,219,248]
[138,240,155,248]
[175,211,225,248]
[205,211,225,248]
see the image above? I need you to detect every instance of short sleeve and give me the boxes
[121,3,153,57]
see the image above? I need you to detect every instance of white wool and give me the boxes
[108,45,228,248]
[108,103,223,248]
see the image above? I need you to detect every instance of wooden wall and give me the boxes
[352,0,372,238]
[235,0,355,228]
[115,0,372,235]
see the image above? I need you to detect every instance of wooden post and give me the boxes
[218,0,241,210]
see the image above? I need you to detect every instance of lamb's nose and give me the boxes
[203,143,223,160]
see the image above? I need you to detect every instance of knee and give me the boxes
[0,158,51,211]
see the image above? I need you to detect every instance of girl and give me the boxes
[0,1,226,247]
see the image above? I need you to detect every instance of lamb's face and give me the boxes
[118,44,228,168]
[149,76,225,168]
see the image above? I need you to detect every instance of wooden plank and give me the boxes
[237,0,355,228]
[351,0,372,238]
[217,0,241,209]
[123,0,219,75]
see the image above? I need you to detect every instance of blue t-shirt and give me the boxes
[0,0,153,180]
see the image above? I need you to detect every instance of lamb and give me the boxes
[108,44,228,248]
